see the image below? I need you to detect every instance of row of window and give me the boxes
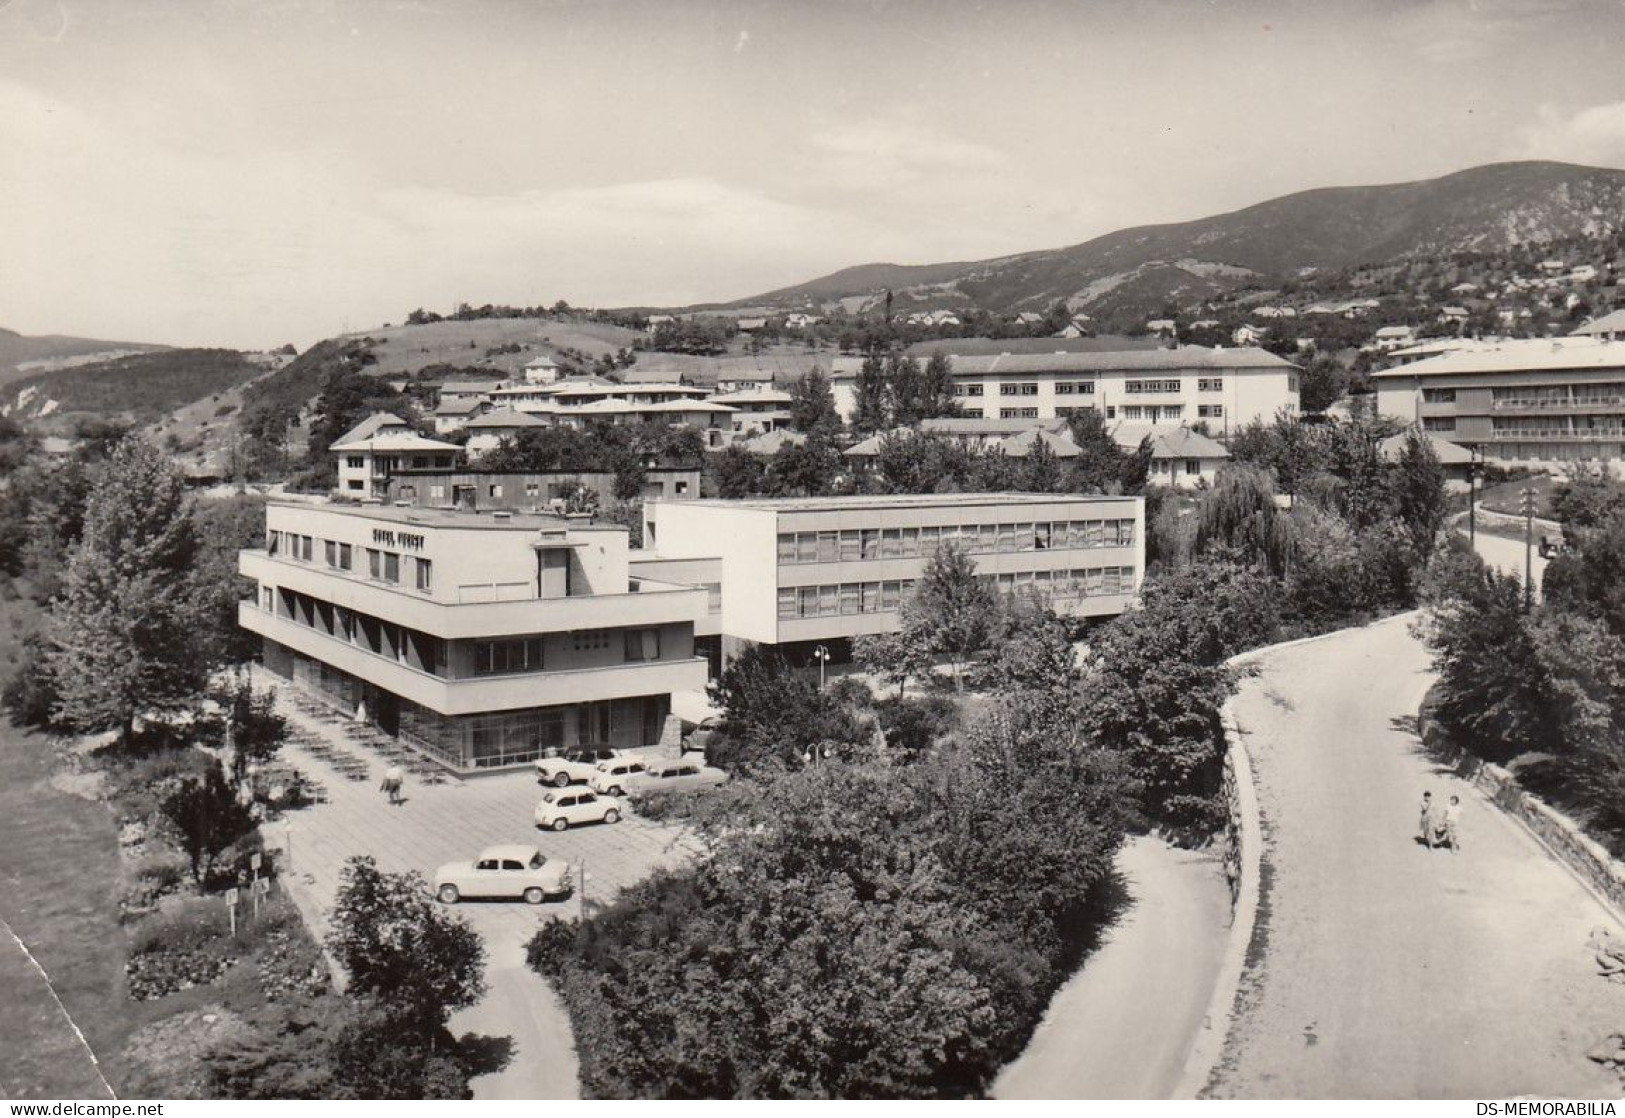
[1000,407,1039,419]
[1116,405,1185,421]
[775,566,1135,619]
[1196,404,1225,418]
[267,530,432,593]
[952,378,1226,398]
[776,520,1134,565]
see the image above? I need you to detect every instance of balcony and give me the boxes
[1488,427,1623,441]
[1490,396,1625,414]
[241,604,708,716]
[240,550,706,637]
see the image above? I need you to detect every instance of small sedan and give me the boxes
[433,844,571,905]
[614,758,729,798]
[535,747,622,787]
[533,788,624,831]
[587,757,648,797]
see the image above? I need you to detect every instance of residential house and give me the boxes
[1573,309,1625,342]
[1372,325,1418,352]
[1232,324,1267,346]
[522,356,562,384]
[1110,423,1230,489]
[331,413,461,500]
[432,396,488,435]
[462,407,553,456]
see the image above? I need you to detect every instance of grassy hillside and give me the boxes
[1,349,268,424]
[0,327,169,388]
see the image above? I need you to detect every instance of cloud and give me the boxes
[1517,100,1625,167]
[1387,0,1584,63]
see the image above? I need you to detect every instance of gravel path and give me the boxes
[1207,613,1625,1099]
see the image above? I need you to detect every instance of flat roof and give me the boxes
[1372,337,1625,379]
[266,501,621,533]
[654,492,1140,513]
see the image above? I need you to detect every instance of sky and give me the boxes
[5,0,1625,349]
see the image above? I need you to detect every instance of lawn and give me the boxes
[1477,473,1559,520]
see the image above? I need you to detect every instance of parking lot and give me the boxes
[265,715,701,943]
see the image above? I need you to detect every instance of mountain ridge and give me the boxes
[723,160,1625,322]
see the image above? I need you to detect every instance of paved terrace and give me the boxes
[250,670,701,1098]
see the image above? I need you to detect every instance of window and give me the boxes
[861,582,882,613]
[799,586,819,617]
[1000,382,1039,396]
[1116,519,1135,546]
[473,637,544,675]
[919,525,939,553]
[1105,406,1117,419]
[430,484,445,500]
[571,630,610,652]
[819,585,839,615]
[953,384,985,398]
[1056,381,1095,395]
[367,548,381,579]
[839,584,860,615]
[816,531,838,563]
[525,483,540,497]
[415,558,432,592]
[346,456,364,469]
[1001,407,1040,419]
[777,534,798,563]
[1289,374,1300,393]
[261,585,273,610]
[1125,379,1181,394]
[778,588,798,618]
[1121,406,1145,420]
[860,528,880,559]
[325,540,338,567]
[1198,378,1224,392]
[624,629,661,662]
[797,533,817,563]
[267,530,281,556]
[1422,416,1456,432]
[880,581,901,610]
[839,530,860,562]
[881,528,901,558]
[382,552,400,584]
[347,480,364,491]
[1422,388,1457,403]
[1198,404,1224,418]
[1185,459,1200,476]
[488,484,503,498]
[900,527,919,557]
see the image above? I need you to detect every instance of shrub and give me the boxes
[126,897,238,1000]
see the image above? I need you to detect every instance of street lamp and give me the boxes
[1520,485,1538,609]
[812,644,830,692]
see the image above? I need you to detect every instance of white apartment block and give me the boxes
[829,346,1299,437]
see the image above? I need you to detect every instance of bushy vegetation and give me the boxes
[1420,468,1625,854]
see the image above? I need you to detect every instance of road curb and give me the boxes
[1173,611,1417,1099]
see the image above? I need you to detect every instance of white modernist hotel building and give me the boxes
[242,492,1145,771]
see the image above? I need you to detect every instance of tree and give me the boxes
[705,644,868,772]
[712,444,765,498]
[191,494,269,666]
[327,856,487,1033]
[852,629,936,698]
[1064,410,1136,493]
[915,353,960,422]
[161,760,258,887]
[1192,466,1295,578]
[214,673,288,781]
[1298,353,1349,413]
[765,437,839,497]
[886,355,925,425]
[1393,429,1448,559]
[902,543,998,690]
[852,354,891,433]
[789,369,841,440]
[46,437,210,745]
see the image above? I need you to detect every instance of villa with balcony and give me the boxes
[332,412,461,500]
[239,503,708,772]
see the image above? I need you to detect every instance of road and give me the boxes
[1462,512,1549,592]
[1206,614,1625,1099]
[992,837,1230,1100]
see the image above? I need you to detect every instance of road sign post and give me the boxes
[226,887,239,937]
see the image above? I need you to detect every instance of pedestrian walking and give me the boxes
[1439,795,1463,853]
[382,765,404,806]
[1418,790,1435,849]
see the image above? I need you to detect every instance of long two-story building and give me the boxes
[829,346,1299,436]
[636,493,1144,666]
[240,504,708,772]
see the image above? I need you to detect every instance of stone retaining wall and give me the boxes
[1420,696,1625,918]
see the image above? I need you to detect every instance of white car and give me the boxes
[533,788,624,831]
[587,757,649,797]
[433,844,571,905]
[535,747,622,787]
[612,758,730,798]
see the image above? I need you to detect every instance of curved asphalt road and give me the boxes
[1206,613,1625,1099]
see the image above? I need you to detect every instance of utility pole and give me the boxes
[1468,445,1484,549]
[1520,485,1537,609]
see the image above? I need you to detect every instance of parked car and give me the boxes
[612,758,729,798]
[681,717,720,758]
[535,747,621,787]
[433,844,571,905]
[533,788,624,831]
[1538,534,1567,559]
[587,757,649,796]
